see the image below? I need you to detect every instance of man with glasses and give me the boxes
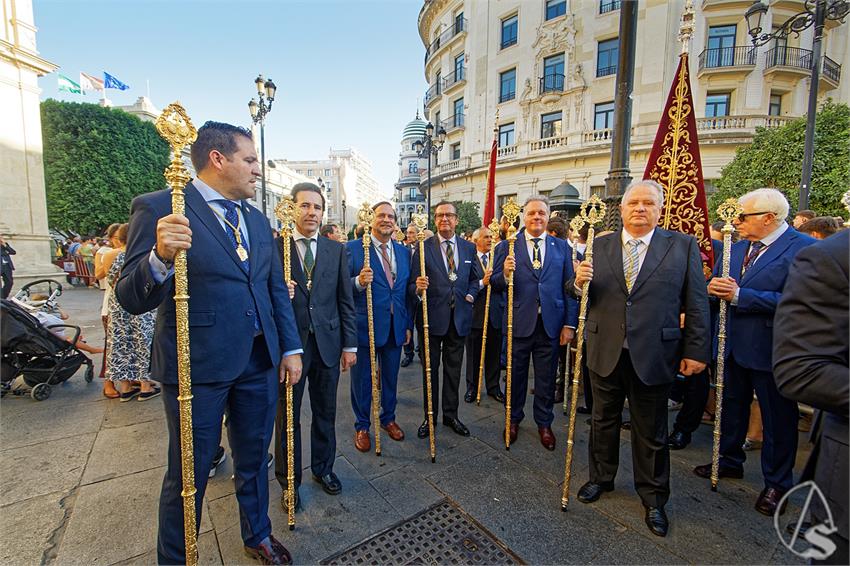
[694,188,816,517]
[411,201,482,438]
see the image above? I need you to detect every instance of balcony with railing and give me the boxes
[441,113,465,133]
[599,0,621,13]
[443,66,466,91]
[823,55,841,86]
[424,82,441,107]
[539,73,565,95]
[696,114,793,133]
[698,46,756,75]
[434,156,471,176]
[424,17,468,64]
[764,46,812,72]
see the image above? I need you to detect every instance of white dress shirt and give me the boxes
[621,227,656,277]
[731,221,788,305]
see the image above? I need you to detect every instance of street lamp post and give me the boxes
[341,199,347,231]
[744,0,849,211]
[413,122,447,227]
[248,74,277,218]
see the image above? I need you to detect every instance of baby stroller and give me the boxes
[1,299,94,401]
[13,279,64,315]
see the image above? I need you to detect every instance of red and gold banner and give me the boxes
[644,53,714,274]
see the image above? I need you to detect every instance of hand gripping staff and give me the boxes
[154,103,199,565]
[564,215,586,415]
[274,197,298,530]
[561,195,606,510]
[711,198,743,491]
[359,203,382,457]
[501,198,521,450]
[412,206,436,462]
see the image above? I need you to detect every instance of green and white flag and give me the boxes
[58,74,81,94]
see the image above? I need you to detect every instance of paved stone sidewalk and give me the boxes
[1,287,807,565]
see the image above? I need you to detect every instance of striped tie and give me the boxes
[624,239,641,293]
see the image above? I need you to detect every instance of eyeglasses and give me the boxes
[435,213,457,219]
[736,211,773,222]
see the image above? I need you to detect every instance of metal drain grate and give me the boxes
[321,499,523,565]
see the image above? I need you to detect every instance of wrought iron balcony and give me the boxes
[823,56,841,84]
[599,0,621,14]
[765,46,812,70]
[443,66,466,90]
[425,18,468,63]
[698,46,757,71]
[539,73,565,95]
[440,113,465,132]
[424,82,441,106]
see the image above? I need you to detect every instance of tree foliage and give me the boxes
[430,200,481,235]
[709,100,850,220]
[41,99,170,234]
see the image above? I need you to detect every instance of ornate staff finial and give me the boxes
[580,194,607,227]
[678,0,695,55]
[502,197,521,242]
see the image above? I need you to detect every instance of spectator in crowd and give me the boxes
[24,303,104,355]
[95,223,122,395]
[1,236,16,299]
[102,224,159,401]
[798,216,839,240]
[792,209,816,228]
[546,216,569,240]
[320,223,342,241]
[67,236,82,256]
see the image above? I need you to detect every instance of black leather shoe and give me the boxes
[577,481,614,504]
[417,420,430,439]
[245,534,293,565]
[755,487,787,516]
[693,463,744,479]
[280,488,300,513]
[667,430,691,451]
[645,506,669,537]
[464,390,475,403]
[443,417,470,436]
[576,405,591,415]
[313,472,342,495]
[489,391,506,404]
[400,356,412,368]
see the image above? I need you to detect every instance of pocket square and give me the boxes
[464,260,471,263]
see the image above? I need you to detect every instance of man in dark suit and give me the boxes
[115,121,302,564]
[401,224,418,367]
[464,227,505,404]
[347,202,411,452]
[0,237,15,299]
[774,230,848,564]
[694,188,816,516]
[411,201,482,438]
[274,183,357,511]
[492,197,578,450]
[571,180,709,537]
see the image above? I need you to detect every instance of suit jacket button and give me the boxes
[626,301,632,306]
[620,323,625,329]
[246,310,254,316]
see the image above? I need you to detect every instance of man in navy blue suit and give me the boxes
[347,202,411,452]
[410,201,482,439]
[115,122,303,565]
[694,188,815,517]
[491,196,578,451]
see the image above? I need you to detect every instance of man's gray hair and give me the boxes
[622,179,665,207]
[471,228,481,240]
[524,195,550,211]
[739,188,789,222]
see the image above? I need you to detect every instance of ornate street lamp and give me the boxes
[412,122,447,226]
[248,74,276,217]
[341,198,347,231]
[744,0,849,210]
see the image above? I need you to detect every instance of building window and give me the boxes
[769,93,782,116]
[705,93,730,117]
[408,161,418,174]
[453,53,465,82]
[409,188,418,200]
[454,10,464,33]
[541,111,563,138]
[594,101,615,129]
[435,70,442,95]
[590,185,605,196]
[499,68,516,103]
[501,15,518,49]
[324,169,331,176]
[498,194,518,215]
[706,25,736,67]
[597,38,619,77]
[450,142,461,160]
[546,0,567,20]
[435,111,441,130]
[453,98,464,127]
[498,123,515,147]
[541,53,565,93]
[307,169,313,176]
[599,0,620,13]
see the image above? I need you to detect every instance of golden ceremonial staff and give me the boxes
[710,198,743,491]
[154,103,199,565]
[561,195,606,510]
[476,218,500,405]
[501,198,521,450]
[564,216,585,415]
[359,203,382,457]
[273,197,297,529]
[413,205,436,462]
[394,226,405,244]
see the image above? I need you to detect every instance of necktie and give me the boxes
[445,240,456,277]
[303,238,315,273]
[481,253,488,269]
[217,200,249,272]
[531,238,542,269]
[741,241,765,275]
[379,243,394,287]
[624,239,641,293]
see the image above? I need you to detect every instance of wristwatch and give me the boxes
[152,245,175,269]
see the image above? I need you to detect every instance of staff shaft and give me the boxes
[504,240,516,450]
[363,238,381,456]
[282,233,296,529]
[476,245,495,405]
[710,230,734,491]
[419,238,436,462]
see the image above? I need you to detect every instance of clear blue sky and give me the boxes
[34,0,427,197]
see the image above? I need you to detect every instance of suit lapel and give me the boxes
[603,233,629,295]
[184,184,246,274]
[630,229,673,295]
[540,234,556,279]
[429,236,449,282]
[742,229,794,283]
[516,230,537,279]
[243,202,264,279]
[370,242,389,288]
[288,238,309,294]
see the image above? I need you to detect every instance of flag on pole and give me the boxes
[58,74,82,94]
[104,72,130,90]
[79,72,105,93]
[643,51,714,274]
[482,124,499,227]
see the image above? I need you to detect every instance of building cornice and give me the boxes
[418,0,453,46]
[0,40,58,76]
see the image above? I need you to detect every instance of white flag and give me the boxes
[79,72,104,93]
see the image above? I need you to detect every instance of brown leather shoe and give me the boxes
[381,421,405,441]
[508,423,519,444]
[244,535,292,565]
[539,426,556,451]
[755,487,787,516]
[693,463,744,480]
[354,430,371,452]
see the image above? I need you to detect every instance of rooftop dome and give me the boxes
[402,111,428,140]
[550,181,580,199]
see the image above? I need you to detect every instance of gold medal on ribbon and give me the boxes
[236,245,249,262]
[448,272,458,282]
[532,259,541,270]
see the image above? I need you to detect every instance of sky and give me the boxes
[34,0,428,198]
